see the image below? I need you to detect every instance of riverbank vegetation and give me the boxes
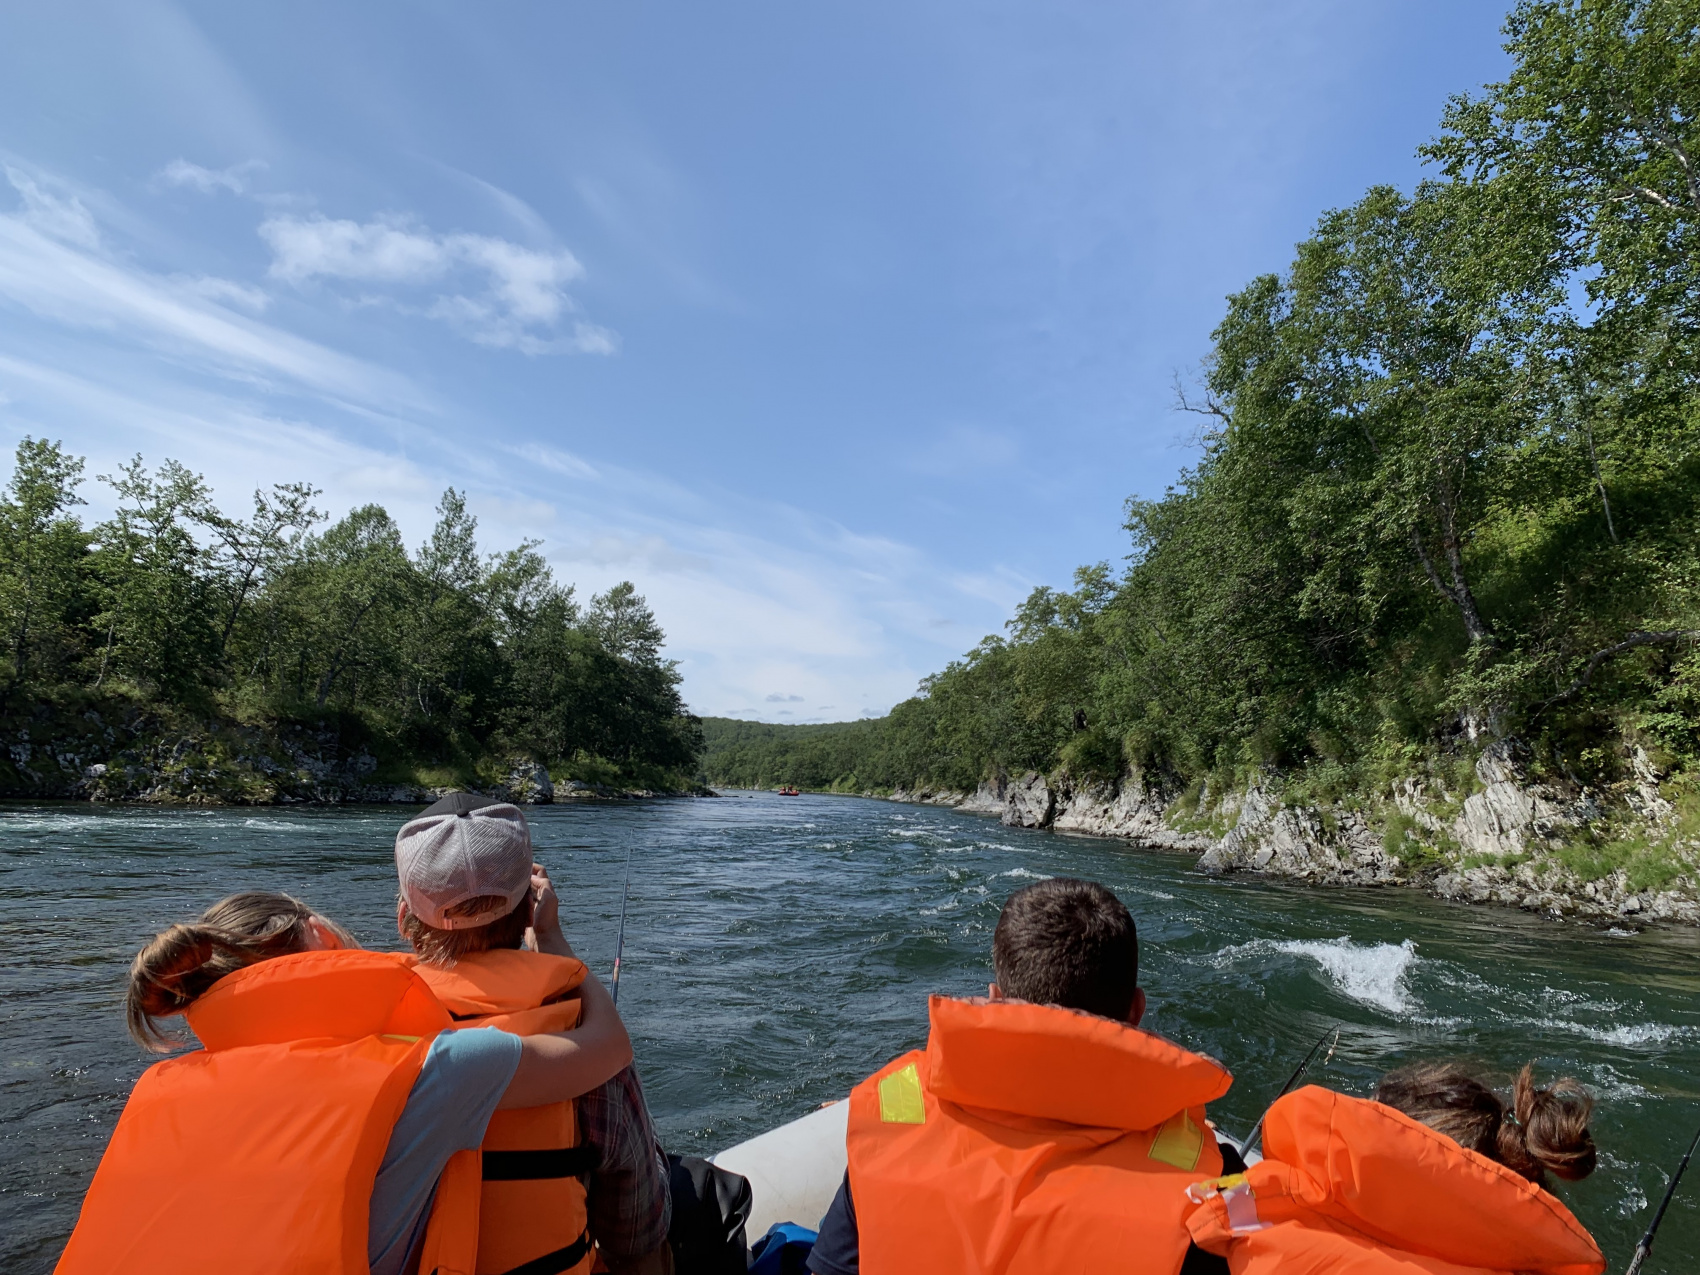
[703,1,1700,891]
[0,448,701,797]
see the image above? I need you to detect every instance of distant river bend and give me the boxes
[3,793,1698,1272]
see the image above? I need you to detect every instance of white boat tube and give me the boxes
[711,1100,849,1237]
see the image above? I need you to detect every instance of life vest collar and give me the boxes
[1260,1086,1603,1274]
[413,948,588,1017]
[185,949,451,1052]
[924,994,1231,1130]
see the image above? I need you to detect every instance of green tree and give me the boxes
[587,581,666,665]
[0,439,89,712]
[208,482,322,655]
[278,505,414,711]
[89,458,221,697]
[400,490,501,738]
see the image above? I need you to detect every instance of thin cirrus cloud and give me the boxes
[155,157,265,195]
[258,212,617,355]
[0,165,414,409]
[5,165,99,248]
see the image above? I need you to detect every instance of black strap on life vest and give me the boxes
[482,1146,600,1180]
[494,1229,592,1275]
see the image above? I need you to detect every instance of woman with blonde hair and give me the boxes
[58,889,631,1275]
[1186,1060,1606,1275]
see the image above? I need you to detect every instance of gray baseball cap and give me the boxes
[394,797,533,929]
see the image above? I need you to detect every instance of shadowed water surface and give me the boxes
[4,792,1699,1272]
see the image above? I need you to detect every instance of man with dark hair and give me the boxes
[395,793,674,1275]
[992,875,1144,1020]
[808,876,1240,1275]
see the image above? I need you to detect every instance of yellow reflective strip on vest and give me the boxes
[877,1062,926,1124]
[1148,1108,1204,1170]
[381,1035,422,1043]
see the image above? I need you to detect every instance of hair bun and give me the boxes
[1512,1063,1597,1182]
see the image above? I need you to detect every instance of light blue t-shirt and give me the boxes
[369,1026,523,1275]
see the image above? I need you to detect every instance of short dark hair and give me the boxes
[992,877,1139,1019]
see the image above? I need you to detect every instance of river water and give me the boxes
[3,791,1699,1272]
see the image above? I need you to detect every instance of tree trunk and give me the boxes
[1410,482,1494,646]
[1583,423,1619,545]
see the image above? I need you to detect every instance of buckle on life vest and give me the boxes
[877,1062,926,1124]
[1185,1174,1270,1235]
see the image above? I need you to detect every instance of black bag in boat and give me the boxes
[667,1153,753,1273]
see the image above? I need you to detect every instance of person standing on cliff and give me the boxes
[808,875,1242,1275]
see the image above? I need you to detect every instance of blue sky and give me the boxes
[0,1,1508,722]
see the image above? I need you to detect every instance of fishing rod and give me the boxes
[609,843,635,1008]
[1242,1027,1341,1157]
[1624,1115,1700,1275]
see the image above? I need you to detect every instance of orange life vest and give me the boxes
[1185,1086,1606,1275]
[415,949,594,1275]
[55,949,456,1275]
[845,995,1234,1275]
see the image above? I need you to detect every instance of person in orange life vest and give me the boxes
[809,876,1242,1275]
[394,794,673,1275]
[1185,1061,1606,1275]
[56,889,631,1275]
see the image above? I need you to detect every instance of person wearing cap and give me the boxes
[396,793,674,1275]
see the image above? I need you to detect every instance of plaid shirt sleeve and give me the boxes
[578,1062,672,1263]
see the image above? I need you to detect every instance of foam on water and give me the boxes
[1210,937,1421,1014]
[1583,1064,1653,1100]
[1561,1020,1696,1048]
[1277,938,1418,1014]
[998,867,1053,880]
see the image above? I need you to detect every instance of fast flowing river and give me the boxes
[4,791,1699,1272]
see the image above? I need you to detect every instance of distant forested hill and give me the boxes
[0,449,701,798]
[698,716,888,790]
[709,2,1700,851]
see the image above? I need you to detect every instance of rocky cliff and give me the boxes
[889,742,1700,925]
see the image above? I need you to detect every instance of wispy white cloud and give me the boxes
[510,441,601,481]
[0,354,441,519]
[0,170,418,409]
[154,158,265,195]
[259,212,612,355]
[177,275,270,311]
[5,165,99,248]
[580,533,714,574]
[262,214,461,286]
[429,162,556,243]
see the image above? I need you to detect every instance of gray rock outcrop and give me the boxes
[885,742,1700,925]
